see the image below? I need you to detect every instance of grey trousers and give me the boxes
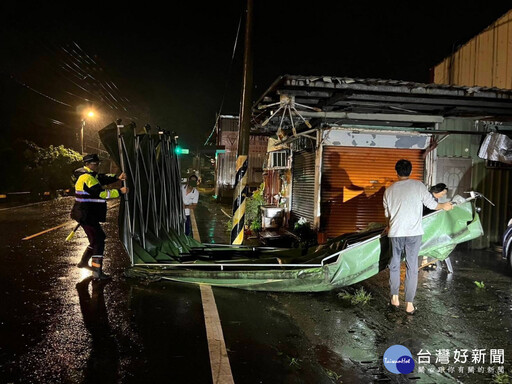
[389,235,422,303]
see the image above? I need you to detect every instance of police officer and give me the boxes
[71,154,128,280]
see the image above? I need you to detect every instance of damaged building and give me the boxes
[253,75,512,248]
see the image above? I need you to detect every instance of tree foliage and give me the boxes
[0,140,82,193]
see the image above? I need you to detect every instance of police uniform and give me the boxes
[71,154,121,280]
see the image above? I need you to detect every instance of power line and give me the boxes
[8,74,73,107]
[204,8,243,146]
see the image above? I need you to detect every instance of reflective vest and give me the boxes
[71,167,120,223]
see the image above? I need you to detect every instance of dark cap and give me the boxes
[83,153,100,163]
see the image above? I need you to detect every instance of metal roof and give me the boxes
[253,75,512,132]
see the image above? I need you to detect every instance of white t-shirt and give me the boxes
[383,178,438,237]
[182,185,199,216]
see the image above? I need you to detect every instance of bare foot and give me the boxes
[391,295,399,307]
[405,302,415,313]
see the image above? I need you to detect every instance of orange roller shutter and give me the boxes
[321,146,424,238]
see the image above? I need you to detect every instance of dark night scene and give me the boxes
[2,1,512,383]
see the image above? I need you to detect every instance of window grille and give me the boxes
[266,150,289,169]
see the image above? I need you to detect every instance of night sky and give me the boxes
[1,1,511,150]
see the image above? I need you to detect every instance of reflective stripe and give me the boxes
[75,198,107,203]
[92,255,103,268]
[75,190,90,196]
[76,173,100,190]
[100,189,119,200]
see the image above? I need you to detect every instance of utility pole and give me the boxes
[231,0,253,245]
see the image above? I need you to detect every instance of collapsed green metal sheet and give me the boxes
[125,200,482,292]
[99,122,189,263]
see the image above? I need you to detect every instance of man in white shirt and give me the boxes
[383,159,453,315]
[182,175,200,236]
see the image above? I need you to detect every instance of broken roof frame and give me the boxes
[253,75,512,138]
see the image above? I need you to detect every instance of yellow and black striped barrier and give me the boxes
[231,155,248,244]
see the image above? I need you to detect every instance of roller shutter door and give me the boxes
[291,150,315,224]
[321,146,424,238]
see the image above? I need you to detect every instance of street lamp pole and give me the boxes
[81,118,85,154]
[80,110,94,154]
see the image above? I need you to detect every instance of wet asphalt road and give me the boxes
[1,195,512,383]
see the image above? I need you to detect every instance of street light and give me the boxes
[81,110,96,154]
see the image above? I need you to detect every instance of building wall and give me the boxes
[432,9,512,248]
[216,135,268,188]
[214,116,268,200]
[433,10,512,88]
[435,118,512,248]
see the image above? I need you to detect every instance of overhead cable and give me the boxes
[204,9,243,146]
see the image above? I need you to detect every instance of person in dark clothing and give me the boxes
[71,154,128,280]
[423,183,448,215]
[423,183,454,273]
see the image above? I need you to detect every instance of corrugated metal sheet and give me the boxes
[218,115,239,132]
[215,135,268,188]
[321,146,424,238]
[436,118,512,248]
[247,151,265,186]
[216,151,266,187]
[433,10,512,88]
[435,118,477,157]
[216,152,236,187]
[470,160,512,248]
[291,150,315,224]
[263,169,281,205]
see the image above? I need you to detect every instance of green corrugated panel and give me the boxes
[436,118,475,157]
[470,157,512,248]
[472,160,489,248]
